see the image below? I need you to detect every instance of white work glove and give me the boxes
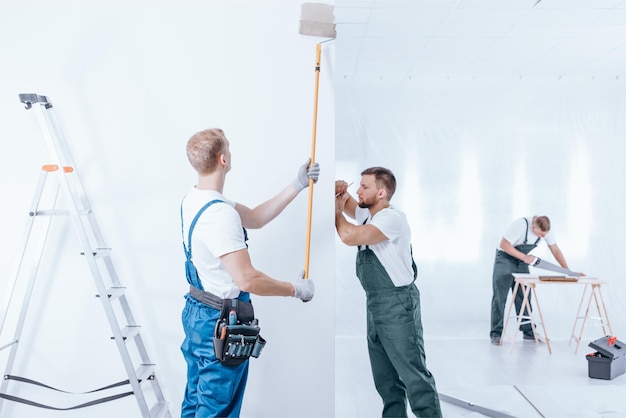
[292,270,315,302]
[292,158,321,192]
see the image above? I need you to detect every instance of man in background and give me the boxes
[490,215,582,345]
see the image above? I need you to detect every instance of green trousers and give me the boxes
[357,247,442,418]
[490,250,534,337]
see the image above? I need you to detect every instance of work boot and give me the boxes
[523,332,543,342]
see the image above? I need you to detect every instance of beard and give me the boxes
[358,196,375,209]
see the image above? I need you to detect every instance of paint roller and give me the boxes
[299,3,335,280]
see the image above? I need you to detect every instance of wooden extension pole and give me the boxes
[304,43,322,280]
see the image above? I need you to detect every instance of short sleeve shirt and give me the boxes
[355,205,415,287]
[499,216,557,250]
[181,187,247,298]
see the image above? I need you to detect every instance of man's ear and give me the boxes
[377,188,387,200]
[219,154,227,165]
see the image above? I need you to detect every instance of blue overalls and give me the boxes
[180,199,251,417]
[490,218,539,338]
[356,228,442,418]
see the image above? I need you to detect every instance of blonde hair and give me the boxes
[186,128,227,174]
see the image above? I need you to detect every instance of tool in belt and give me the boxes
[181,198,267,366]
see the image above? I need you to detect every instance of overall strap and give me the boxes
[523,217,541,246]
[181,199,225,261]
[523,217,529,245]
[410,244,418,282]
[357,218,369,251]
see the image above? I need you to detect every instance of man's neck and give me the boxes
[368,201,390,217]
[195,172,225,193]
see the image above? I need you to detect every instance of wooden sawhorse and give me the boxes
[500,274,612,354]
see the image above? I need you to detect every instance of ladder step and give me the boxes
[33,209,91,216]
[136,364,155,381]
[111,325,141,341]
[0,340,19,352]
[80,248,111,258]
[150,401,170,418]
[96,287,126,301]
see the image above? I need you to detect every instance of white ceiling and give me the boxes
[335,0,626,79]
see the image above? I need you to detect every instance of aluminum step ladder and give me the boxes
[0,94,170,417]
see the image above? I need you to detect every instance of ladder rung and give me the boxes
[136,364,155,381]
[80,248,111,258]
[96,287,126,301]
[111,325,141,341]
[33,209,91,216]
[150,401,170,418]
[41,164,73,173]
[0,340,18,352]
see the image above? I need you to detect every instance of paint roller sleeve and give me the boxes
[299,3,336,39]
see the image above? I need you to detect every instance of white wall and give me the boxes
[0,1,335,417]
[336,74,626,343]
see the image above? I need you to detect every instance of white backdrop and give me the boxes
[336,74,626,342]
[0,1,335,417]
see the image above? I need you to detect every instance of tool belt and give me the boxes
[189,286,266,367]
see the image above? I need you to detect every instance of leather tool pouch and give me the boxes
[213,299,267,367]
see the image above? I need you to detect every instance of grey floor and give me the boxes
[336,334,626,418]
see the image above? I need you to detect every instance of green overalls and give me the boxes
[356,240,442,418]
[490,218,539,338]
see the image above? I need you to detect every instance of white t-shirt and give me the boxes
[355,205,416,287]
[181,188,247,298]
[499,216,557,250]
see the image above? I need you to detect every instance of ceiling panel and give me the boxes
[335,0,626,79]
